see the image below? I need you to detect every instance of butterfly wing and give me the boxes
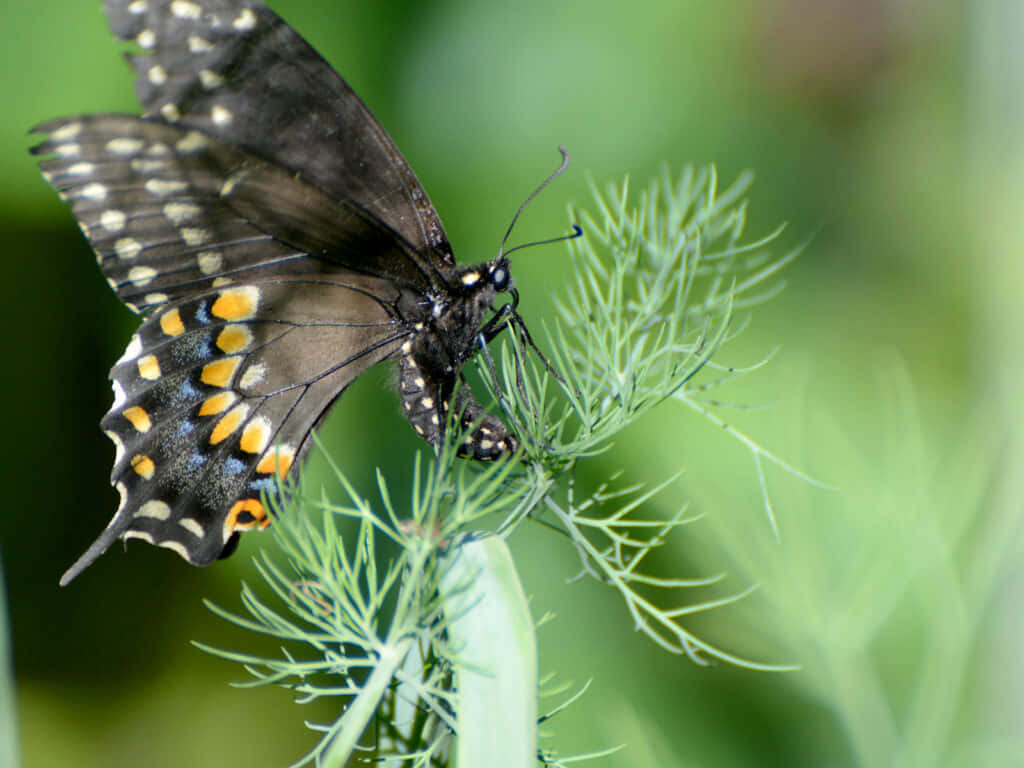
[105,0,454,271]
[60,275,408,585]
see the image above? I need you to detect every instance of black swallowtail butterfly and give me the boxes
[32,0,549,585]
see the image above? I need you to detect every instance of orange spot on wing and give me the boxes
[239,418,270,454]
[130,454,155,479]
[215,325,252,353]
[224,498,269,539]
[137,354,161,380]
[210,404,248,445]
[200,357,240,387]
[160,308,185,337]
[256,446,295,478]
[198,391,236,416]
[211,287,258,321]
[122,406,152,432]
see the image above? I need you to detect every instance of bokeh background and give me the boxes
[2,0,1023,765]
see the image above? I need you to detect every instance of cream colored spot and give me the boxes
[138,354,161,380]
[211,105,233,126]
[137,500,171,520]
[128,266,157,287]
[215,324,252,353]
[199,69,224,89]
[233,8,257,29]
[413,376,425,388]
[211,286,259,321]
[181,228,210,246]
[105,429,125,465]
[200,356,241,387]
[147,143,170,156]
[145,178,188,196]
[238,362,266,389]
[123,530,154,545]
[210,403,249,444]
[179,518,205,537]
[145,293,169,306]
[430,413,439,426]
[187,35,213,53]
[115,238,142,260]
[131,158,167,173]
[461,271,481,286]
[100,210,126,232]
[211,277,232,287]
[137,29,156,49]
[170,0,201,19]
[164,202,200,224]
[118,334,143,363]
[56,144,81,158]
[51,122,82,141]
[128,0,147,13]
[160,308,185,337]
[401,341,413,354]
[197,250,223,274]
[130,454,155,479]
[148,65,168,85]
[158,540,190,560]
[107,137,145,155]
[80,183,107,201]
[122,406,152,433]
[239,416,271,454]
[160,103,181,122]
[66,162,95,176]
[421,397,434,410]
[115,481,129,513]
[479,439,494,450]
[198,391,237,416]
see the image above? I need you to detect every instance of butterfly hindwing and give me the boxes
[104,0,454,268]
[60,276,410,584]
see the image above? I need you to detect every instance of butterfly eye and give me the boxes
[491,266,510,291]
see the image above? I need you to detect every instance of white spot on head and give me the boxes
[51,122,82,141]
[233,8,257,29]
[66,162,95,176]
[199,69,224,89]
[148,65,168,85]
[100,209,127,232]
[128,266,158,287]
[137,29,156,49]
[461,271,480,286]
[164,202,200,224]
[197,250,223,274]
[179,518,205,537]
[145,292,169,305]
[170,0,202,19]
[239,361,266,389]
[144,178,188,197]
[181,228,210,246]
[137,500,172,520]
[55,143,81,158]
[107,137,145,155]
[115,237,142,260]
[79,183,107,201]
[160,103,181,122]
[188,35,213,53]
[176,131,209,153]
[211,105,233,126]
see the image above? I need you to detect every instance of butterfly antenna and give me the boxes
[498,146,571,258]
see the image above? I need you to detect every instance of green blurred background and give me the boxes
[3,0,1023,765]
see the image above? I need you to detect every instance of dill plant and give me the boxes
[198,166,805,767]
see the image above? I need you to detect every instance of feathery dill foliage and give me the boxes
[199,166,801,767]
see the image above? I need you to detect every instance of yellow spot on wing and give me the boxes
[122,406,152,432]
[198,391,237,416]
[257,446,295,478]
[225,498,269,539]
[200,357,241,387]
[211,287,258,321]
[160,308,185,336]
[210,404,249,445]
[130,454,155,479]
[216,325,252,353]
[239,417,271,454]
[138,354,161,380]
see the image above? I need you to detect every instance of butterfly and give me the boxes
[32,0,553,585]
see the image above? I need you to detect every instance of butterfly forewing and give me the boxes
[105,0,454,268]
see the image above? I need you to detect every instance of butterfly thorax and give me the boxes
[397,257,516,460]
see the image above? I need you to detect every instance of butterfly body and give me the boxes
[32,0,520,583]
